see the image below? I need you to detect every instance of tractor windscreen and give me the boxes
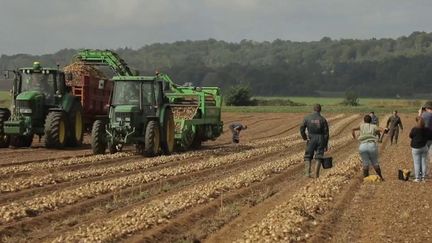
[22,72,55,95]
[112,81,154,106]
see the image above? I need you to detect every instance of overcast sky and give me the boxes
[0,0,431,55]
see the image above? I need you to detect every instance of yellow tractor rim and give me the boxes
[75,111,83,140]
[59,120,65,144]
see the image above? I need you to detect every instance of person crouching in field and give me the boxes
[352,115,386,180]
[409,117,431,182]
[229,123,247,143]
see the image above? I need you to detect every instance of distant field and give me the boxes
[254,96,425,107]
[228,96,425,113]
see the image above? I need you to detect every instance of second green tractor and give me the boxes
[0,62,83,148]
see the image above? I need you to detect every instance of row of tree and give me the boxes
[1,31,432,97]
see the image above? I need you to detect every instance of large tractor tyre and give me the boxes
[144,120,160,157]
[190,126,203,149]
[44,112,67,148]
[160,109,175,155]
[0,108,11,148]
[10,134,33,148]
[91,120,107,155]
[66,102,84,147]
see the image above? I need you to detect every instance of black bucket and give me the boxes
[322,157,333,169]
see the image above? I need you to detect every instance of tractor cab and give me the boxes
[105,76,165,150]
[17,62,66,105]
[92,75,175,156]
[0,62,84,148]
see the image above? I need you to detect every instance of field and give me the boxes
[0,111,430,242]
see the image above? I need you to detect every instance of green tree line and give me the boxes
[2,31,432,97]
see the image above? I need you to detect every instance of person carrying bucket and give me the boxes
[300,104,329,178]
[352,115,386,180]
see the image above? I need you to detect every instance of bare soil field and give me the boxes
[0,112,428,243]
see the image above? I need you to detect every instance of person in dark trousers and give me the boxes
[352,115,386,180]
[418,101,432,176]
[386,110,403,145]
[229,123,247,143]
[370,111,381,141]
[369,111,379,125]
[300,104,329,178]
[409,116,430,182]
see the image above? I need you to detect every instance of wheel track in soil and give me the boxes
[0,114,351,197]
[0,145,256,204]
[41,115,357,242]
[0,114,352,241]
[229,115,392,243]
[49,134,356,242]
[128,114,355,242]
[21,142,308,242]
[129,139,359,243]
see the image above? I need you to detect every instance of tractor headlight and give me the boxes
[124,117,131,122]
[19,108,32,114]
[116,117,122,122]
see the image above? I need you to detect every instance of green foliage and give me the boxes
[2,32,432,98]
[253,98,305,106]
[225,85,256,106]
[342,90,360,106]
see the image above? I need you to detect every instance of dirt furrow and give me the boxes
[129,138,357,243]
[0,115,357,194]
[51,134,355,242]
[234,153,361,242]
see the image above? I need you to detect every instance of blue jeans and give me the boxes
[359,142,379,169]
[412,146,428,180]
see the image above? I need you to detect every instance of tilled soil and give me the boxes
[313,114,432,243]
[2,112,418,243]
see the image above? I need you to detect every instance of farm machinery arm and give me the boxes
[74,49,134,76]
[156,73,223,150]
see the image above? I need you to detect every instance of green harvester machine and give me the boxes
[0,62,83,148]
[74,49,223,156]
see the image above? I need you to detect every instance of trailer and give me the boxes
[65,74,113,130]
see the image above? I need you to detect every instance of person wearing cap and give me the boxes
[386,110,403,145]
[300,104,329,178]
[229,123,247,143]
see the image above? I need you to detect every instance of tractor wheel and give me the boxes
[144,120,160,157]
[10,134,33,148]
[160,109,175,155]
[91,120,107,155]
[0,108,11,148]
[190,125,203,149]
[66,102,84,147]
[44,112,67,148]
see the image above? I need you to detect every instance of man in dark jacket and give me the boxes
[369,112,379,125]
[229,123,247,143]
[300,104,329,178]
[386,110,403,145]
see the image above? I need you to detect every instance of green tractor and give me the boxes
[91,75,175,156]
[0,62,84,148]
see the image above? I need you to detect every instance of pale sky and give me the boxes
[0,0,431,55]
